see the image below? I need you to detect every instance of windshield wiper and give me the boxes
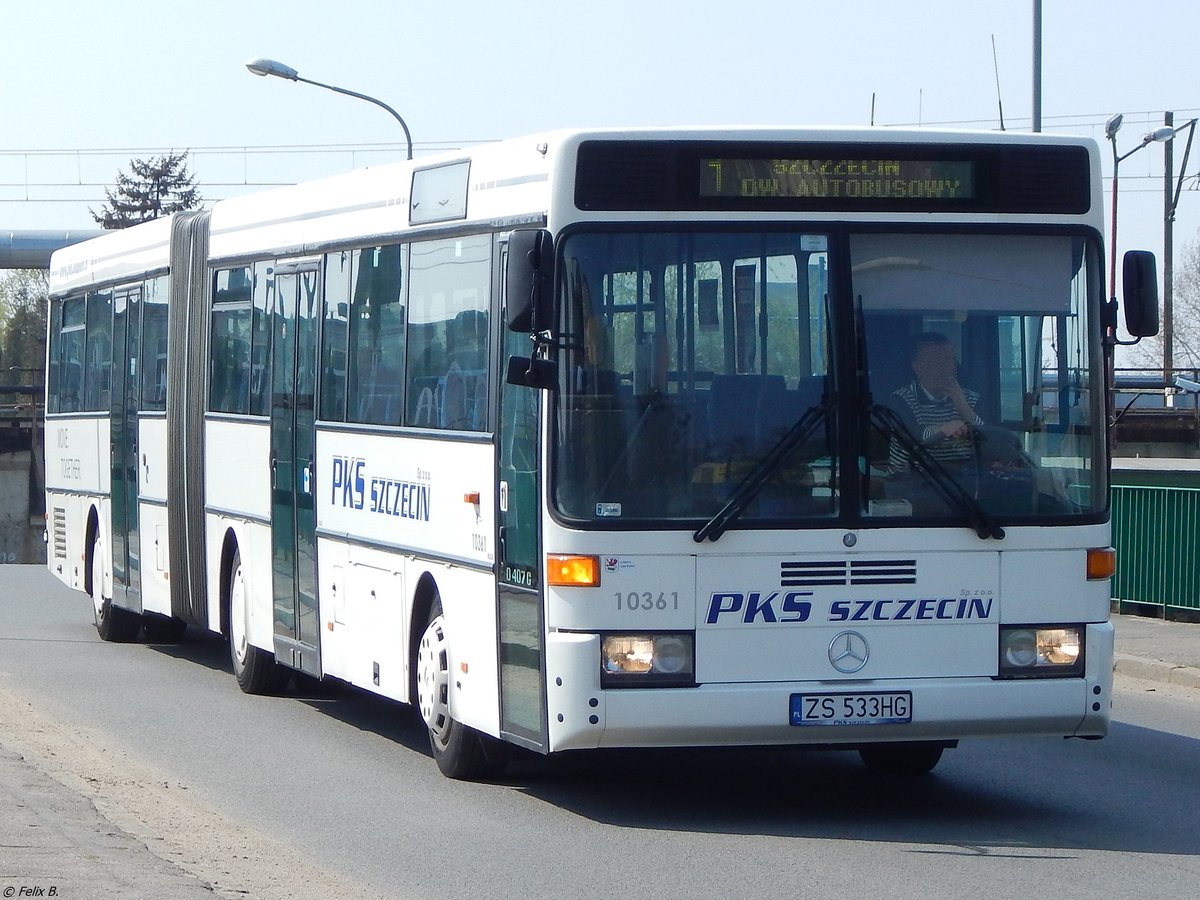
[693,402,829,543]
[871,404,1005,540]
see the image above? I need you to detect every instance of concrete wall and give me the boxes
[0,450,44,565]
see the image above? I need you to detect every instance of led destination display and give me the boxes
[700,157,976,201]
[573,140,1091,213]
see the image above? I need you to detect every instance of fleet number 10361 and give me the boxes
[616,591,680,611]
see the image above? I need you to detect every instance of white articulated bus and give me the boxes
[45,127,1159,778]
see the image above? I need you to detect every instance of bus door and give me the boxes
[269,261,322,677]
[110,284,142,612]
[495,242,548,751]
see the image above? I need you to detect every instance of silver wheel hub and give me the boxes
[91,540,105,621]
[416,614,451,745]
[230,564,250,670]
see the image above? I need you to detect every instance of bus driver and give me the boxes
[887,331,983,474]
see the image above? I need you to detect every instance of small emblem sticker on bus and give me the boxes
[596,503,622,517]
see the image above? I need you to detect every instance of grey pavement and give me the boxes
[1112,609,1200,690]
[0,747,219,900]
[0,611,1196,899]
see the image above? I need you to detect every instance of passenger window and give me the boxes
[140,277,169,411]
[49,297,87,413]
[320,251,352,421]
[404,236,491,430]
[83,290,113,411]
[249,262,273,416]
[347,245,406,426]
[209,267,253,414]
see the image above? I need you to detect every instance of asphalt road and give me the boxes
[2,566,1198,899]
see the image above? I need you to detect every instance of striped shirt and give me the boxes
[887,381,982,473]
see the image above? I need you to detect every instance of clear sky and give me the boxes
[3,0,1199,268]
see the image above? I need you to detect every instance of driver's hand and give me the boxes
[937,419,970,439]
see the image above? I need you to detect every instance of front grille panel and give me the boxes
[781,559,917,587]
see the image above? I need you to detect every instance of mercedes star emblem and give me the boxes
[828,630,870,674]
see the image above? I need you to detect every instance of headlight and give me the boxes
[998,626,1084,678]
[601,633,695,688]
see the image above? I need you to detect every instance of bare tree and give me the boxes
[90,151,201,229]
[1126,229,1200,373]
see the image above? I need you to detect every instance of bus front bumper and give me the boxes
[544,623,1113,752]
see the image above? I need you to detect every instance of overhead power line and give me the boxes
[2,108,1198,158]
[2,112,1198,208]
[0,140,480,158]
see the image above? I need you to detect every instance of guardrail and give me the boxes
[1112,462,1200,617]
[1112,366,1200,413]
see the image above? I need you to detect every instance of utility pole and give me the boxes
[1031,0,1042,132]
[1164,111,1174,386]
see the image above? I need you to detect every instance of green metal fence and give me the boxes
[1111,465,1200,615]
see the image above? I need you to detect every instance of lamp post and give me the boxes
[1160,112,1197,386]
[245,58,413,161]
[1104,115,1175,332]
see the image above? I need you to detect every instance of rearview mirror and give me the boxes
[506,354,558,390]
[1122,250,1160,338]
[506,229,555,333]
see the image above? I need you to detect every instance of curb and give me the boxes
[1115,653,1200,690]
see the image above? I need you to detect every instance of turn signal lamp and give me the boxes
[547,554,600,587]
[1086,547,1116,581]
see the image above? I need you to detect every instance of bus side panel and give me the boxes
[315,546,502,734]
[431,563,501,739]
[44,417,108,593]
[139,502,171,616]
[44,417,106,498]
[45,490,91,591]
[316,430,500,731]
[202,514,270,643]
[319,540,408,702]
[203,419,272,640]
[204,419,270,520]
[316,433,496,575]
[138,416,171,615]
[138,416,169,503]
[315,537,351,684]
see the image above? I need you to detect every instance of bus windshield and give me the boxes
[551,229,1104,529]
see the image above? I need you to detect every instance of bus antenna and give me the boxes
[992,34,1006,131]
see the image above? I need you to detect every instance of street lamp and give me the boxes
[245,58,413,161]
[1105,114,1175,324]
[1160,112,1197,386]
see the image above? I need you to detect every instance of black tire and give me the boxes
[228,548,286,694]
[91,532,140,642]
[415,598,503,780]
[858,742,946,776]
[142,612,187,643]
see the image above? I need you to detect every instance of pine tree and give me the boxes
[90,152,201,229]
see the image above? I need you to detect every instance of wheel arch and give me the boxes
[408,570,440,701]
[217,527,240,638]
[83,503,101,596]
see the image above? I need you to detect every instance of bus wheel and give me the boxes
[142,612,187,644]
[228,549,284,694]
[415,600,498,780]
[91,533,139,642]
[858,742,946,776]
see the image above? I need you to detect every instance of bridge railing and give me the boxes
[1112,461,1200,618]
[1111,366,1200,411]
